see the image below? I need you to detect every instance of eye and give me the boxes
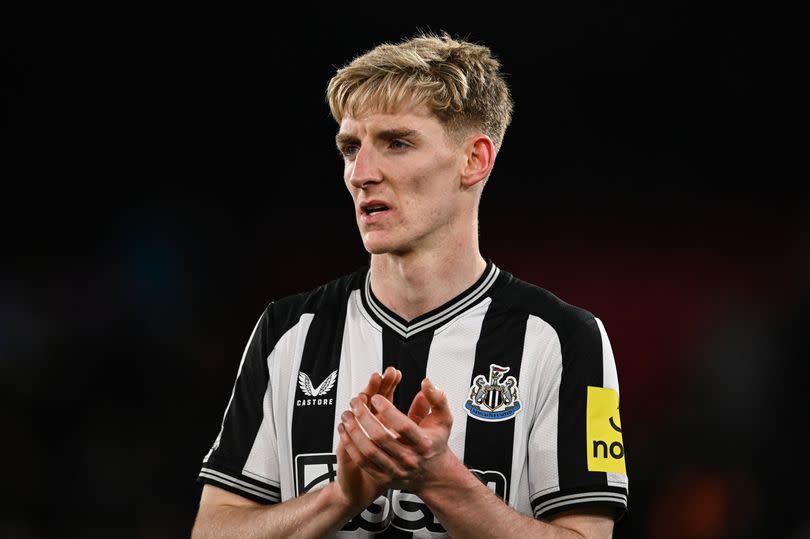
[338,144,359,158]
[389,140,408,150]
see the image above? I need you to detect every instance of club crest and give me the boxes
[465,364,522,422]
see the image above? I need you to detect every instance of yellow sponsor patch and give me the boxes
[586,386,626,474]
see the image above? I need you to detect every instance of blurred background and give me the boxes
[3,4,802,538]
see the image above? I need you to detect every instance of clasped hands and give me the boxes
[335,366,455,510]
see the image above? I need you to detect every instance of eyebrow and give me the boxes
[335,128,420,149]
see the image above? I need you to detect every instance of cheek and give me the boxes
[343,166,352,188]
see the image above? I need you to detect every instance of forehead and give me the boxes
[338,102,444,139]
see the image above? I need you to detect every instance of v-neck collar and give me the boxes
[360,259,500,339]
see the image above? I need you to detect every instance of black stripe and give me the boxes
[558,317,606,489]
[382,328,433,414]
[208,307,273,469]
[463,300,528,503]
[291,302,347,468]
[381,327,433,537]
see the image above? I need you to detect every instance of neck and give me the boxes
[369,246,487,322]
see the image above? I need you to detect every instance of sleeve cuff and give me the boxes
[531,485,628,520]
[198,464,281,505]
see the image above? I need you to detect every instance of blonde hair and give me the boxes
[326,31,514,153]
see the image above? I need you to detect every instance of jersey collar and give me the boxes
[360,259,500,339]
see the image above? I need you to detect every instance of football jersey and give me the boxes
[198,260,629,536]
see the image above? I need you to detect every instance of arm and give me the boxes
[339,378,614,538]
[192,367,402,538]
[413,451,614,538]
[191,482,359,539]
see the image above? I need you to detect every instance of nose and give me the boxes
[347,144,381,189]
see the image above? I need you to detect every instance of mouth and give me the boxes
[362,204,389,215]
[359,201,392,223]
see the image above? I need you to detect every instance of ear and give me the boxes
[460,134,495,188]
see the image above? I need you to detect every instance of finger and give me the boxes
[341,409,405,477]
[387,369,402,400]
[421,378,453,427]
[350,397,402,455]
[360,371,382,400]
[407,391,431,424]
[337,422,389,484]
[378,367,399,400]
[370,394,427,449]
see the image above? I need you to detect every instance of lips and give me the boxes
[360,200,390,215]
[359,200,392,224]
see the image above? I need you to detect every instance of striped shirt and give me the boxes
[198,260,629,536]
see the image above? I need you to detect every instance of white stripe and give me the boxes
[204,311,265,462]
[522,315,563,508]
[244,380,281,488]
[332,290,384,453]
[533,492,627,515]
[279,313,316,503]
[199,469,280,501]
[535,495,627,516]
[426,299,490,461]
[365,264,499,338]
[530,488,626,503]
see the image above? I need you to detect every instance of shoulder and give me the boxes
[492,268,601,344]
[264,267,367,332]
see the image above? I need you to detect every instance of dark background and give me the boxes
[4,5,804,539]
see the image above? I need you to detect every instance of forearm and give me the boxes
[417,453,602,539]
[191,482,359,539]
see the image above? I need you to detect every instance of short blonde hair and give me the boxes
[327,31,514,153]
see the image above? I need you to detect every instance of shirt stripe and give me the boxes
[197,265,629,536]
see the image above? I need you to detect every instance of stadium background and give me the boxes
[4,5,804,538]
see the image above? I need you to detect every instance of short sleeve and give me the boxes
[197,304,282,504]
[528,316,629,520]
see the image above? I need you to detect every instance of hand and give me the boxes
[335,366,401,510]
[339,377,454,493]
[359,366,401,413]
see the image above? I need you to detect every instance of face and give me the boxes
[336,102,467,256]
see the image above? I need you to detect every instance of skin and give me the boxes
[191,369,402,539]
[337,100,489,321]
[340,378,616,538]
[192,100,616,537]
[337,100,616,537]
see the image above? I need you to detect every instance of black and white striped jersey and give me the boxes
[198,260,629,536]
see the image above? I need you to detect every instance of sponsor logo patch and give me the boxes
[295,453,446,533]
[465,364,522,422]
[586,386,626,474]
[294,452,337,495]
[296,370,337,406]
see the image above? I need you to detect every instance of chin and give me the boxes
[363,242,396,255]
[361,233,406,256]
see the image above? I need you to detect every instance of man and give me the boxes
[192,31,628,538]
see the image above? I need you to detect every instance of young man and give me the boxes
[192,32,629,538]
